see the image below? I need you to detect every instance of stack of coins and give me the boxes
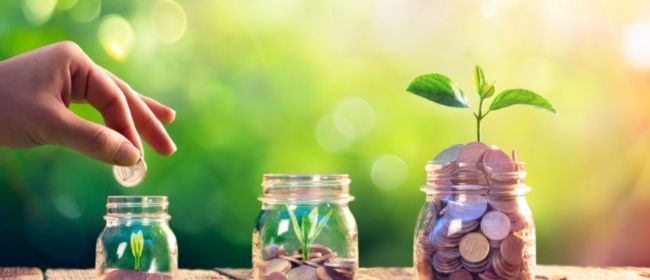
[113,158,147,187]
[416,142,535,280]
[258,244,356,280]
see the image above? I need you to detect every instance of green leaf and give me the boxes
[481,82,495,98]
[406,74,469,108]
[301,215,310,246]
[311,210,333,243]
[286,205,303,244]
[301,214,311,259]
[488,89,557,114]
[473,65,486,96]
[130,231,144,258]
[307,207,319,240]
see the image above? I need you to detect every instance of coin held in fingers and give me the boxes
[113,158,147,187]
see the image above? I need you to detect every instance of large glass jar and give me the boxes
[96,196,178,279]
[252,174,358,280]
[414,144,536,280]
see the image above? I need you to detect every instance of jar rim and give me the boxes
[107,195,168,204]
[420,184,531,195]
[105,195,170,220]
[260,173,354,204]
[423,159,528,194]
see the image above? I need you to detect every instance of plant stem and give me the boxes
[135,256,141,272]
[476,116,481,142]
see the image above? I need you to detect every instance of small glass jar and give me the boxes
[252,174,358,280]
[414,161,536,280]
[96,196,178,280]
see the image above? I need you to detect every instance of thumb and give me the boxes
[47,111,141,165]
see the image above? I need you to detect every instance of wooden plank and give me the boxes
[0,266,645,279]
[45,269,226,280]
[0,267,42,280]
[214,266,650,280]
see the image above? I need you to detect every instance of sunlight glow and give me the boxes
[371,155,408,190]
[623,19,650,70]
[98,15,135,61]
[22,0,57,26]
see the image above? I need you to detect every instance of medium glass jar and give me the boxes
[414,158,536,280]
[252,174,358,280]
[96,196,178,280]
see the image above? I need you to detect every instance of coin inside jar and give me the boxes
[481,210,512,241]
[458,232,490,263]
[434,144,464,162]
[113,158,147,187]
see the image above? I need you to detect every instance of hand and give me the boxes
[0,41,176,165]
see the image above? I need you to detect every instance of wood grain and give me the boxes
[0,267,42,280]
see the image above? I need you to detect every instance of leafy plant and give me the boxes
[407,65,557,141]
[130,231,144,272]
[286,205,333,260]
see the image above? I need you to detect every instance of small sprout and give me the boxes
[286,205,333,260]
[407,65,557,141]
[130,231,144,272]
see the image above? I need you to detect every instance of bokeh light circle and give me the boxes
[152,0,187,44]
[56,0,78,10]
[21,0,57,26]
[371,155,409,190]
[69,0,100,23]
[623,19,650,70]
[315,115,354,153]
[333,96,376,139]
[98,15,135,61]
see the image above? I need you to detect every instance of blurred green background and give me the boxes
[2,0,650,269]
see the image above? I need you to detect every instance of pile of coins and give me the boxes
[415,142,535,280]
[113,158,147,187]
[259,244,356,280]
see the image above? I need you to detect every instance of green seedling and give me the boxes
[286,205,333,260]
[407,65,557,141]
[130,231,144,272]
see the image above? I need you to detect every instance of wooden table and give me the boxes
[2,266,650,279]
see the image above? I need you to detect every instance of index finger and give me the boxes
[69,61,143,154]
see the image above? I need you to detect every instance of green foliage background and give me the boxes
[2,0,650,269]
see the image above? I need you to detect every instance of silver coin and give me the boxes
[434,144,464,162]
[113,158,147,187]
[447,194,488,221]
[480,210,511,241]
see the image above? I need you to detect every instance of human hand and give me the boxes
[0,41,176,165]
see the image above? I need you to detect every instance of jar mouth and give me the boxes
[260,174,354,204]
[105,196,170,220]
[423,160,529,195]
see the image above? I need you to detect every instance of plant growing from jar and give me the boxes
[407,66,556,279]
[286,205,333,261]
[130,231,144,272]
[254,204,357,280]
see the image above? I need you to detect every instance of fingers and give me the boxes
[107,72,177,156]
[140,95,176,125]
[49,111,141,165]
[78,67,144,153]
[64,44,176,158]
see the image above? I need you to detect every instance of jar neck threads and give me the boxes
[422,161,530,196]
[259,174,354,204]
[105,196,170,221]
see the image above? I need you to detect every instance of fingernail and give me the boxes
[115,142,140,165]
[168,109,177,123]
[170,141,178,154]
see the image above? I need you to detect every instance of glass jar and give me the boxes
[96,196,178,280]
[414,160,536,280]
[252,174,358,280]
